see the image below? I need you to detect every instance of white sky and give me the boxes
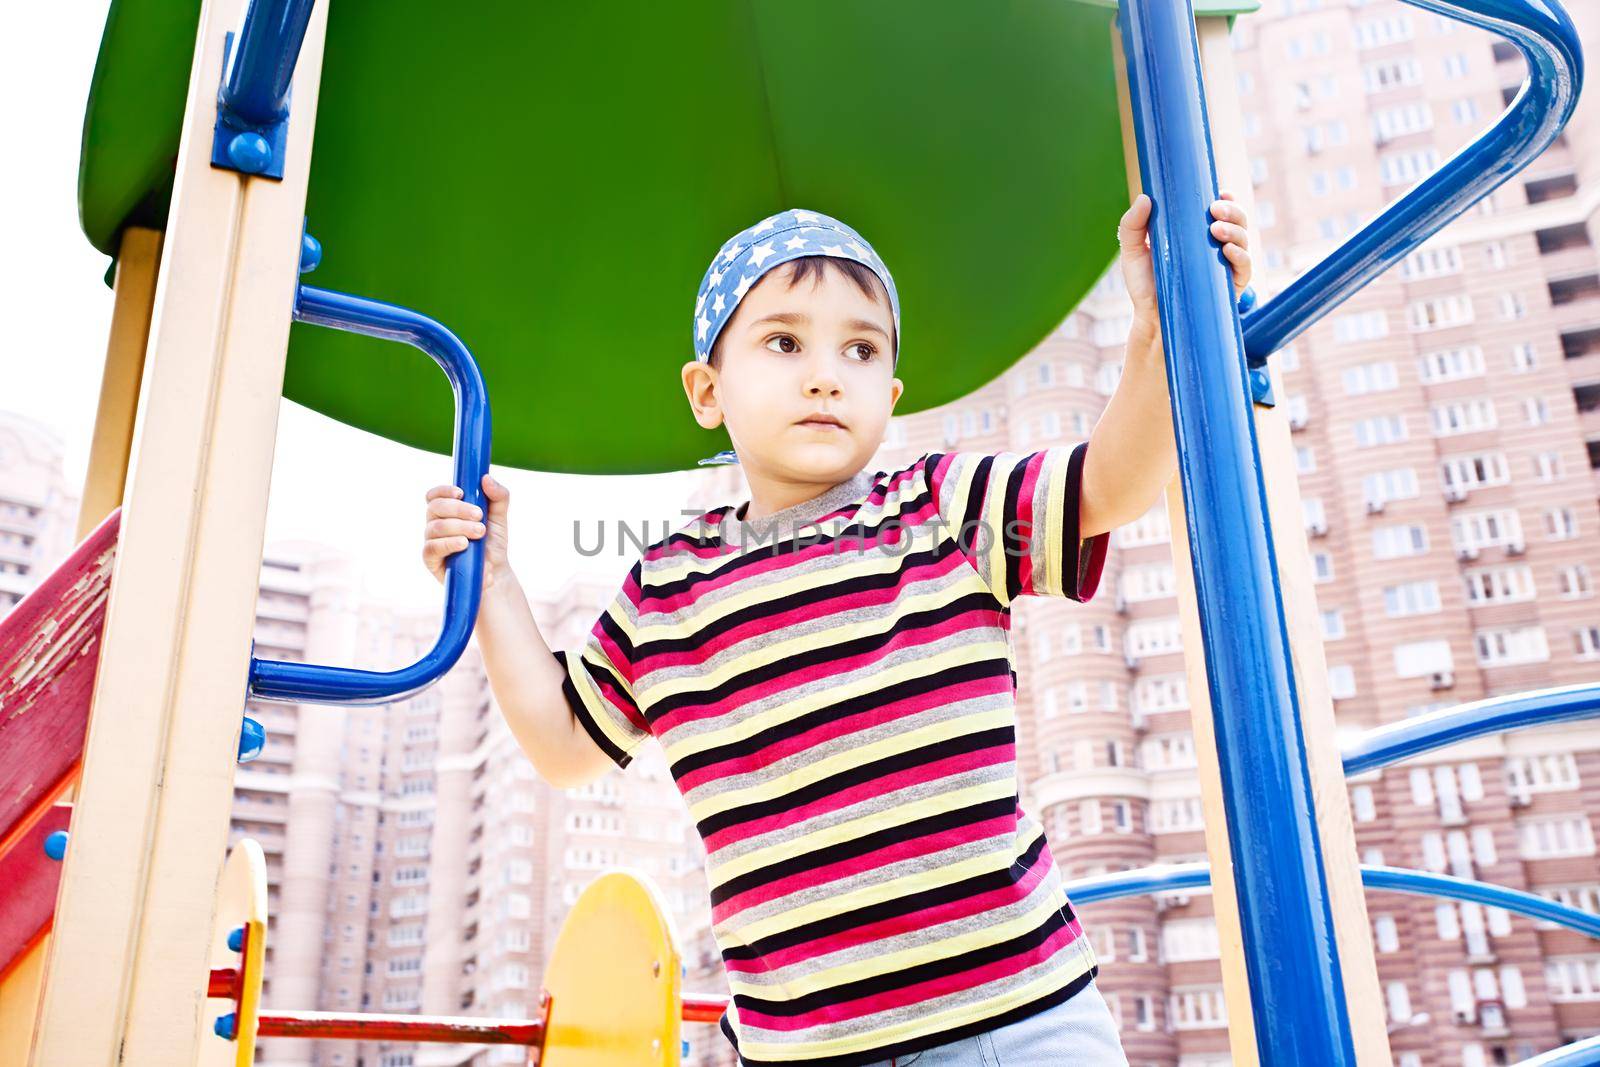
[2,3,711,610]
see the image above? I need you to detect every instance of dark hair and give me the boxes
[708,256,898,370]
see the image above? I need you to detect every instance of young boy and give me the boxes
[422,195,1252,1066]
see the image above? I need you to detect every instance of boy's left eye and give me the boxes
[847,343,877,362]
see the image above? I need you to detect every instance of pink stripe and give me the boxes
[650,601,1000,736]
[723,839,1059,974]
[639,550,965,679]
[697,727,1014,855]
[1012,452,1045,597]
[711,812,1015,928]
[734,916,1086,1032]
[640,496,944,615]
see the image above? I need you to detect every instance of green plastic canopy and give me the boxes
[79,0,1253,475]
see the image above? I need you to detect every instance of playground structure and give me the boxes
[0,0,1592,1063]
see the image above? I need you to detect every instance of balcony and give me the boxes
[1550,273,1600,308]
[1526,172,1579,204]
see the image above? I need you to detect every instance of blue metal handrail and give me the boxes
[247,285,491,705]
[210,0,319,178]
[1064,860,1600,1065]
[1240,0,1583,362]
[1343,683,1600,775]
[1064,861,1600,948]
[1118,0,1357,1058]
[1520,1036,1600,1066]
[220,0,317,128]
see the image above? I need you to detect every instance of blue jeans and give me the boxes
[862,981,1130,1067]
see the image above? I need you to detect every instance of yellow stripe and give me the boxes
[980,453,1025,600]
[570,652,642,752]
[732,944,1096,1060]
[660,637,1009,762]
[706,773,1016,888]
[1044,448,1069,598]
[635,526,968,646]
[726,891,1069,1000]
[727,845,1015,944]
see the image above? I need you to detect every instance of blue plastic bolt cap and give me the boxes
[226,132,273,175]
[227,926,245,953]
[1237,285,1258,313]
[43,830,68,861]
[681,1039,691,1058]
[214,1012,238,1040]
[1249,367,1273,404]
[300,233,322,274]
[238,716,266,763]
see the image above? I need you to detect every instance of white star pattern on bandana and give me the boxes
[691,207,902,466]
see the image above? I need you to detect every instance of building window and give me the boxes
[1350,784,1376,822]
[1519,815,1596,859]
[1475,626,1549,667]
[1409,294,1475,331]
[1327,664,1357,700]
[1545,506,1579,541]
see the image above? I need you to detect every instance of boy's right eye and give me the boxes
[764,335,799,355]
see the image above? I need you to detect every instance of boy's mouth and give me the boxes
[798,413,847,431]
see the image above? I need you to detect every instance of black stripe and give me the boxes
[640,485,935,604]
[1000,455,1031,602]
[645,590,1000,721]
[670,656,1011,778]
[551,650,633,769]
[718,968,1096,1067]
[706,795,1014,907]
[635,541,959,662]
[730,902,1080,1017]
[1063,441,1090,601]
[696,725,1014,845]
[720,830,1053,961]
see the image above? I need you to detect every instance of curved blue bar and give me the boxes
[1241,0,1583,362]
[1062,862,1600,941]
[248,285,491,705]
[1343,683,1600,775]
[1519,1036,1600,1066]
[1118,0,1356,1060]
[220,0,318,127]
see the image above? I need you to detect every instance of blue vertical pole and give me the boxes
[1116,2,1359,1063]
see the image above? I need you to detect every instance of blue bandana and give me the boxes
[693,209,900,467]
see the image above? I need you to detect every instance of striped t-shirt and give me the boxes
[553,444,1110,1066]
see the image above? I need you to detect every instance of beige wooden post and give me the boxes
[1113,16,1393,1065]
[0,227,167,1067]
[29,0,329,1061]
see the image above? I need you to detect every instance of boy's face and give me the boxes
[683,262,903,486]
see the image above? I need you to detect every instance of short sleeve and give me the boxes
[551,564,651,770]
[926,442,1109,608]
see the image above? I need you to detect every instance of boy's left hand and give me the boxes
[1118,191,1252,330]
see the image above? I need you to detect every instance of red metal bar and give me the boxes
[256,1010,546,1045]
[208,967,239,999]
[681,994,730,1023]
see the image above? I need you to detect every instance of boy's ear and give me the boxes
[889,376,904,411]
[681,360,724,430]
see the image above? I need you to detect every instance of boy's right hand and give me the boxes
[423,474,512,592]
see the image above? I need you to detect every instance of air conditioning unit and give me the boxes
[1444,486,1469,503]
[1307,521,1329,537]
[1124,654,1141,670]
[1509,791,1532,808]
[1457,546,1481,562]
[1365,498,1387,515]
[1430,670,1455,691]
[1288,412,1309,431]
[1114,593,1129,615]
[1505,541,1527,556]
[1453,1008,1477,1026]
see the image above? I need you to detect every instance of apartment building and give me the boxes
[0,410,82,616]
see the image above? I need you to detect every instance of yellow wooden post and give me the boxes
[28,0,329,1061]
[77,226,164,540]
[1112,16,1393,1064]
